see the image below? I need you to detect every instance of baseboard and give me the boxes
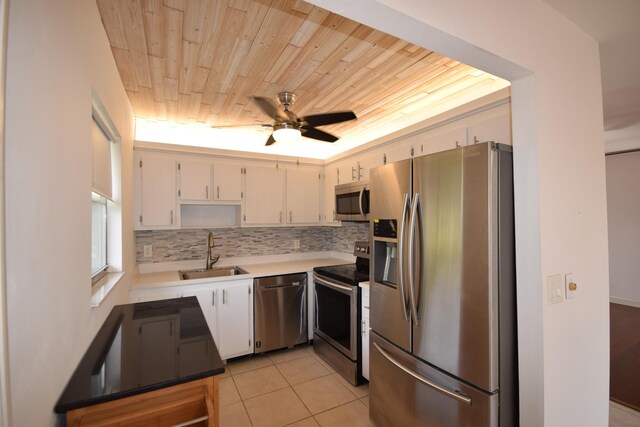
[610,296,640,308]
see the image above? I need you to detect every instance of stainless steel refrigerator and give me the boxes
[369,142,517,426]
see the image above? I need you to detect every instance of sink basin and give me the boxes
[179,266,248,280]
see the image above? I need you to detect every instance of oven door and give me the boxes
[313,274,358,360]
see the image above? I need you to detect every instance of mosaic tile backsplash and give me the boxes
[136,223,369,264]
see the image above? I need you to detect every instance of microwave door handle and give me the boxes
[398,193,410,322]
[408,192,420,325]
[358,188,365,217]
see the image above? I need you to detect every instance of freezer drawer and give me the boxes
[370,332,499,427]
[254,273,307,353]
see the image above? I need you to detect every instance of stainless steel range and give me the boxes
[312,241,370,386]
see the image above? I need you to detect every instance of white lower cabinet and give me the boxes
[216,280,253,359]
[130,278,254,361]
[361,284,370,380]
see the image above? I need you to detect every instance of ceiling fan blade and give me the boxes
[298,111,356,127]
[301,127,338,142]
[253,96,288,121]
[265,133,276,146]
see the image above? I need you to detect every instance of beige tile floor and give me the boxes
[218,345,373,427]
[218,347,640,426]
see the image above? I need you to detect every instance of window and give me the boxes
[91,192,108,278]
[90,92,122,303]
[91,116,112,284]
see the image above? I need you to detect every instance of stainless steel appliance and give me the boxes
[313,241,369,385]
[334,181,370,221]
[254,273,307,353]
[369,142,518,426]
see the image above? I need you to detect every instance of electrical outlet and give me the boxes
[565,273,577,299]
[143,245,153,257]
[293,239,300,249]
[547,274,564,304]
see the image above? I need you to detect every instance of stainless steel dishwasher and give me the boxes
[254,272,308,353]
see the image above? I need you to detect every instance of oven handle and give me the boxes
[314,275,355,293]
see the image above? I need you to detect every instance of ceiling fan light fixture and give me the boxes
[273,123,301,144]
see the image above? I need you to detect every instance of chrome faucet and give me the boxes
[206,232,220,270]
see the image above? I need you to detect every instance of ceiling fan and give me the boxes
[213,91,357,146]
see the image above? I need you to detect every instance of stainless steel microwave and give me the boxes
[335,181,370,221]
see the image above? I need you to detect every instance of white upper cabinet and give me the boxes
[135,153,178,229]
[243,164,285,225]
[422,126,467,155]
[466,113,512,146]
[179,160,212,202]
[286,167,321,224]
[213,163,242,201]
[322,164,339,225]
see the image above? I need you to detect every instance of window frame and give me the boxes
[90,92,122,294]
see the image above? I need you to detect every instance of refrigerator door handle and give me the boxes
[398,193,411,321]
[373,342,472,406]
[408,192,420,325]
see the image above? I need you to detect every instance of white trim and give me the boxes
[90,271,125,308]
[0,0,11,423]
[610,296,640,308]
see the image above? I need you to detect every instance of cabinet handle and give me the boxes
[358,161,363,180]
[223,289,226,304]
[212,291,215,307]
[217,185,220,199]
[170,210,174,224]
[279,211,282,223]
[289,211,293,222]
[352,167,356,181]
[333,210,336,221]
[206,185,209,199]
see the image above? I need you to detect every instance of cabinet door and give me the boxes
[362,314,370,380]
[138,156,177,228]
[361,285,370,380]
[337,161,356,184]
[179,160,212,201]
[422,126,466,155]
[217,281,253,359]
[182,289,218,344]
[286,168,321,224]
[358,152,384,182]
[244,165,285,225]
[213,163,242,201]
[466,113,511,146]
[323,165,339,225]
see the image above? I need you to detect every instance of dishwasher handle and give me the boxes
[261,281,302,289]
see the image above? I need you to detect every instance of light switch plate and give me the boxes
[547,274,564,304]
[293,239,300,249]
[143,245,153,257]
[565,273,577,299]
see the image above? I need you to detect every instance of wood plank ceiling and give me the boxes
[97,0,505,146]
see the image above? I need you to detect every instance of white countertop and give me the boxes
[132,255,353,289]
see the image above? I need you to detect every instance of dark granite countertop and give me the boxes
[55,297,224,413]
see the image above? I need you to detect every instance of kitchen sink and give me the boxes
[179,266,248,280]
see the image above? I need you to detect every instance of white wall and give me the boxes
[308,0,609,426]
[4,0,134,425]
[606,151,640,305]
